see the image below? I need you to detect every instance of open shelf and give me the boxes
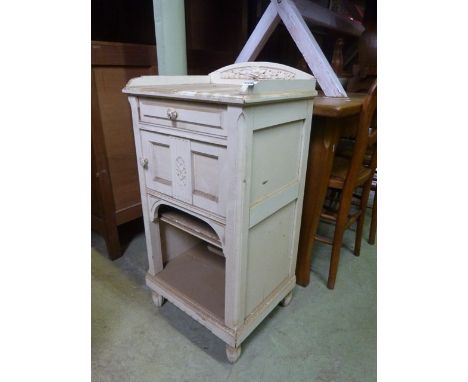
[154,242,225,321]
[159,207,222,249]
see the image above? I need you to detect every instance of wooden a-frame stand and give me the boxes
[236,0,365,97]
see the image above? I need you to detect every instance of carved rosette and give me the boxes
[175,156,187,185]
[219,66,296,80]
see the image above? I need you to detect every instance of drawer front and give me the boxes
[140,130,227,217]
[139,99,226,137]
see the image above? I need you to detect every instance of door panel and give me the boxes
[140,130,227,217]
[141,131,173,196]
[190,140,226,216]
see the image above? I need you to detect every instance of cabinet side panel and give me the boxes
[288,100,313,275]
[250,120,303,205]
[244,100,310,317]
[245,202,296,316]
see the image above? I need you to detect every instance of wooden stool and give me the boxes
[315,81,377,289]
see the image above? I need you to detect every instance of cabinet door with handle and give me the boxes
[140,130,227,216]
[140,130,174,197]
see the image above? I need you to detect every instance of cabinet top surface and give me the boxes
[123,62,317,105]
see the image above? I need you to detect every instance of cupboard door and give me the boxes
[141,130,226,216]
[140,131,174,197]
[190,141,226,216]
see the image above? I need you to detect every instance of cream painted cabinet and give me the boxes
[124,62,317,363]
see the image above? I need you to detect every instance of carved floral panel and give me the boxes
[219,66,296,80]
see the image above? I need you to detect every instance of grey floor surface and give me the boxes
[92,207,376,382]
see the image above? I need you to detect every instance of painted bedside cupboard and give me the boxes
[123,62,317,363]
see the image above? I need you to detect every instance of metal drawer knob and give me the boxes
[167,109,178,120]
[140,158,148,169]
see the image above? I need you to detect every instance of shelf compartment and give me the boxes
[154,242,225,321]
[159,208,222,249]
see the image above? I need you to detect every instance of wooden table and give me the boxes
[296,93,366,287]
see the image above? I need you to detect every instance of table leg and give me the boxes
[296,117,341,286]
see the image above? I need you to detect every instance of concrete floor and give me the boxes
[92,207,376,382]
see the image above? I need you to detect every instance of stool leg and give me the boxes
[327,216,347,289]
[369,188,377,244]
[328,185,356,289]
[354,178,373,256]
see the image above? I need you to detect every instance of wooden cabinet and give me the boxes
[124,62,316,362]
[91,41,157,259]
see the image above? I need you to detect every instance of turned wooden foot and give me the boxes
[151,292,165,307]
[226,344,241,363]
[280,291,293,307]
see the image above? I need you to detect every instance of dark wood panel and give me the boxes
[91,70,121,259]
[92,41,157,67]
[115,204,143,226]
[91,41,157,259]
[93,65,154,213]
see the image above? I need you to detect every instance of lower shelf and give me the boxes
[153,242,225,322]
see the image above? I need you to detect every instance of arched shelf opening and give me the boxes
[157,205,223,251]
[152,204,226,321]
